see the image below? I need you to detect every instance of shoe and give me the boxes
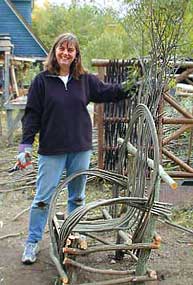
[22,242,40,265]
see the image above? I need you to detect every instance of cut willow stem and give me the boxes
[50,245,68,284]
[0,175,34,186]
[160,219,193,235]
[64,257,135,275]
[12,206,30,221]
[63,242,158,256]
[0,185,33,193]
[71,274,157,285]
[102,208,138,262]
[0,232,23,240]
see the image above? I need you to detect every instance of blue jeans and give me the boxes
[27,150,91,243]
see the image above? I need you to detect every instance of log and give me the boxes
[163,93,193,119]
[162,124,192,146]
[163,117,193,124]
[118,138,177,189]
[176,68,193,83]
[63,242,159,256]
[71,274,157,285]
[162,148,193,173]
[166,171,193,178]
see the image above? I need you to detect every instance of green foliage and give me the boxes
[122,65,141,92]
[168,78,176,89]
[178,0,193,56]
[172,206,193,228]
[16,63,41,87]
[82,29,128,69]
[122,0,193,58]
[32,1,193,70]
[32,4,129,70]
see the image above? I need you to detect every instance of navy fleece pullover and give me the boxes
[21,70,127,155]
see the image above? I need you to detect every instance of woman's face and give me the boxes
[55,41,77,71]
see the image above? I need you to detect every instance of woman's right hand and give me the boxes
[9,145,33,173]
[17,151,32,167]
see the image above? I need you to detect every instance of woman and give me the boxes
[19,32,130,264]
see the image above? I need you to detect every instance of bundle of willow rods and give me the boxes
[102,54,184,172]
[103,60,141,171]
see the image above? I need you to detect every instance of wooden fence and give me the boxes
[92,59,193,178]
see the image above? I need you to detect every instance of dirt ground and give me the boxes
[0,141,193,285]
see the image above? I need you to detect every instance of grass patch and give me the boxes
[172,205,193,228]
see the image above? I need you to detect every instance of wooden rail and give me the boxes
[92,59,193,178]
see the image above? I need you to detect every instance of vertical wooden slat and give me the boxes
[93,103,97,128]
[187,106,193,165]
[10,64,20,98]
[4,51,10,103]
[97,66,105,169]
[4,51,14,145]
[157,95,164,164]
[7,109,13,145]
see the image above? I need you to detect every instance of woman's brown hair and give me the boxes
[44,33,86,79]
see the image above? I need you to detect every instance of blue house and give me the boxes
[0,0,48,144]
[0,0,47,58]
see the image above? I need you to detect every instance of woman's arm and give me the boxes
[88,74,137,103]
[20,74,45,147]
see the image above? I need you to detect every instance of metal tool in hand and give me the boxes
[8,152,33,173]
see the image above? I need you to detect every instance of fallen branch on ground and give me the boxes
[0,185,33,193]
[0,232,23,240]
[12,206,30,221]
